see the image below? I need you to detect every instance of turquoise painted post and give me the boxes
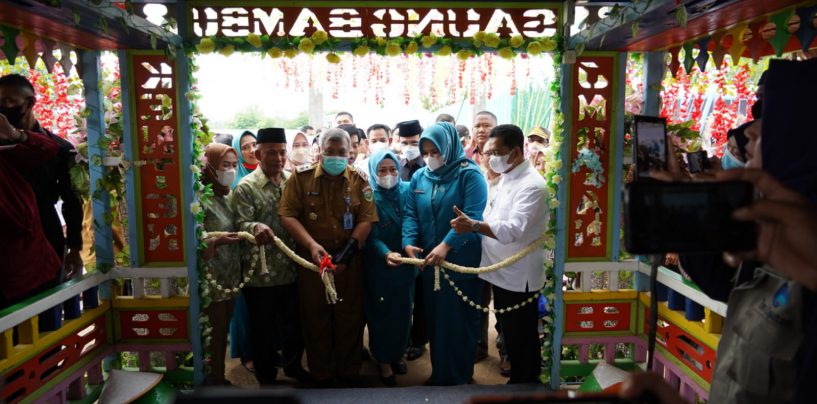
[642,52,665,117]
[118,49,140,270]
[175,0,204,385]
[79,50,113,300]
[610,53,627,262]
[550,60,572,389]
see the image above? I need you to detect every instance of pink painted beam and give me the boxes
[67,377,85,400]
[604,343,616,364]
[579,344,589,363]
[32,346,112,404]
[654,351,708,401]
[165,351,177,371]
[139,351,151,372]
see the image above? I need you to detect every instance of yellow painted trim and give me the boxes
[564,290,638,301]
[0,302,110,374]
[704,308,723,335]
[112,296,190,309]
[639,293,720,349]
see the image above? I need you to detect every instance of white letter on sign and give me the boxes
[329,8,363,38]
[522,9,557,37]
[289,8,326,37]
[371,9,405,37]
[221,7,250,36]
[484,9,520,36]
[252,8,285,37]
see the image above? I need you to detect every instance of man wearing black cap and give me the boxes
[232,127,311,385]
[279,128,378,388]
[395,120,425,182]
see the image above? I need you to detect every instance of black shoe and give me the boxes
[380,374,397,387]
[474,349,489,364]
[391,360,407,375]
[284,366,315,384]
[405,346,425,361]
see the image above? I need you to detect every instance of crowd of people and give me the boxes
[202,109,554,388]
[2,56,816,401]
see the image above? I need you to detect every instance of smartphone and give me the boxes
[623,180,757,254]
[686,150,710,174]
[633,116,668,180]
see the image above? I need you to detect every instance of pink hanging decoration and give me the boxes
[510,61,517,97]
[458,59,466,89]
[402,57,411,105]
[469,59,477,105]
[487,55,494,100]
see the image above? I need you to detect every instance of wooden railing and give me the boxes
[0,267,192,403]
[560,260,724,402]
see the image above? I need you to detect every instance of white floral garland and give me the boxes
[440,269,541,314]
[202,231,266,297]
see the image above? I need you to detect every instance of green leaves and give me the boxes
[676,6,688,28]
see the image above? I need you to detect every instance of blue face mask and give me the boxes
[721,145,745,170]
[322,156,347,176]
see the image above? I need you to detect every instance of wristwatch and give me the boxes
[471,220,481,232]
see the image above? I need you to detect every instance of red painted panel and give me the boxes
[627,0,805,52]
[119,309,189,340]
[131,54,185,264]
[567,55,615,259]
[564,301,631,333]
[1,316,108,403]
[645,309,717,383]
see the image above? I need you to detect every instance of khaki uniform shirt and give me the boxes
[278,163,378,252]
[231,169,296,287]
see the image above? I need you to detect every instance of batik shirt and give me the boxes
[202,195,242,302]
[231,169,297,287]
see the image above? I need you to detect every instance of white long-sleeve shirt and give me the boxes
[479,160,549,292]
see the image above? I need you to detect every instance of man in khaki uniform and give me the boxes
[279,128,378,388]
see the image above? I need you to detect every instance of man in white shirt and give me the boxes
[451,124,549,384]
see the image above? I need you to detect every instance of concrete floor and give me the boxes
[224,314,509,389]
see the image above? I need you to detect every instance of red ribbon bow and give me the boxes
[319,254,335,277]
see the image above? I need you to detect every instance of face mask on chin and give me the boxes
[290,147,312,165]
[322,156,348,176]
[403,146,420,161]
[216,169,237,187]
[369,141,389,154]
[376,174,398,189]
[424,156,445,171]
[721,144,745,170]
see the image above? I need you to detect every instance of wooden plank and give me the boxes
[564,290,638,301]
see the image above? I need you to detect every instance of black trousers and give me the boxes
[408,274,428,347]
[477,283,504,356]
[493,285,541,384]
[244,283,304,385]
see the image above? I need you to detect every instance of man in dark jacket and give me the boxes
[0,74,83,280]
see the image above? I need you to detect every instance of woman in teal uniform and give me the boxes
[229,130,257,371]
[364,150,417,387]
[402,122,488,385]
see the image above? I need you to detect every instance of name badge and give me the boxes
[343,212,354,230]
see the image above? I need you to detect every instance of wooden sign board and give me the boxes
[188,3,561,39]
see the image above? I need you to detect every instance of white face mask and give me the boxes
[290,147,311,165]
[216,169,236,187]
[376,174,399,189]
[424,156,445,171]
[403,146,420,161]
[369,141,389,154]
[489,152,514,174]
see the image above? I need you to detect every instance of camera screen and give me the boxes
[624,181,757,254]
[634,118,667,179]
